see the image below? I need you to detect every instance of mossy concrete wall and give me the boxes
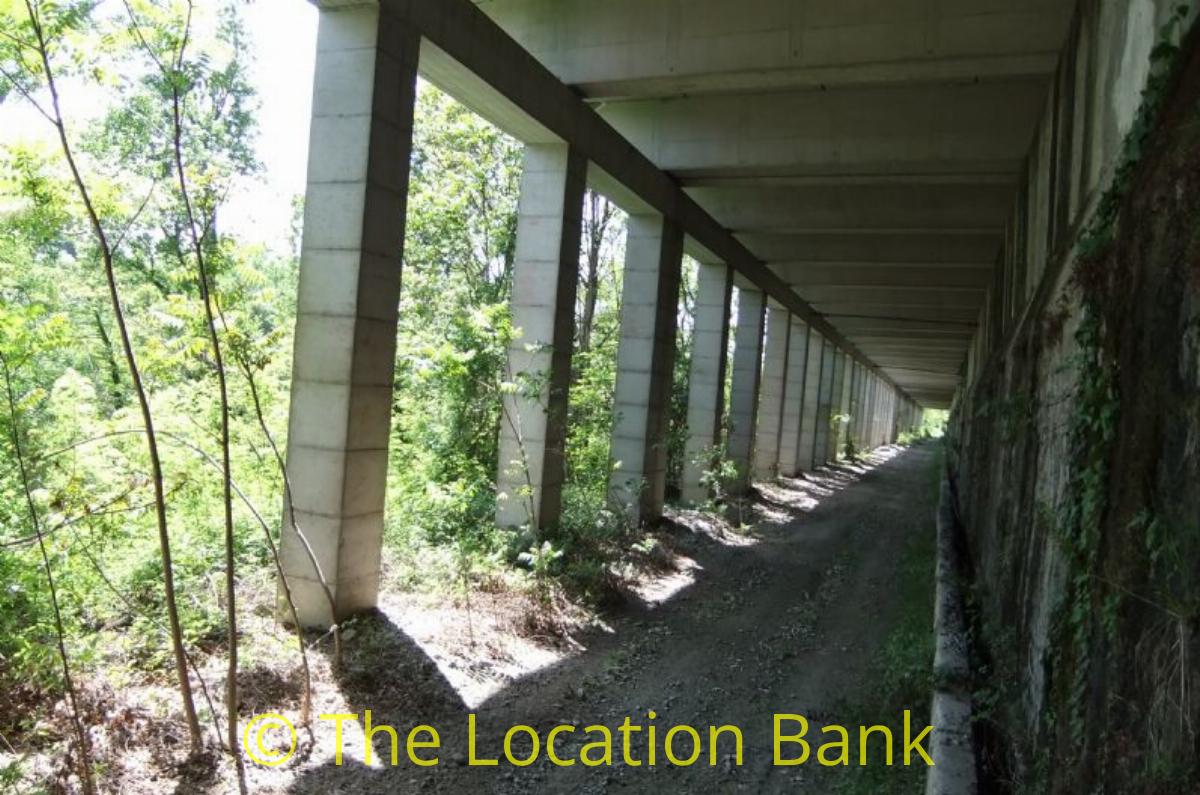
[947,1,1200,790]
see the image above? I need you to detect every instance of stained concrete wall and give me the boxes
[948,3,1200,790]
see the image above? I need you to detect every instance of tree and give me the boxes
[0,0,204,752]
[578,190,617,354]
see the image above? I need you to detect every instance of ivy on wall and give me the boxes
[1049,0,1194,767]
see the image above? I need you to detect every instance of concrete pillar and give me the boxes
[279,3,419,627]
[812,340,835,470]
[882,385,894,446]
[845,361,861,456]
[835,355,854,461]
[681,262,733,505]
[796,331,825,472]
[726,287,766,493]
[609,215,684,524]
[826,350,848,462]
[752,303,791,480]
[496,144,587,529]
[777,319,810,476]
[887,390,896,444]
[865,375,879,450]
[888,389,899,444]
[858,375,870,451]
[877,381,888,448]
[882,385,891,446]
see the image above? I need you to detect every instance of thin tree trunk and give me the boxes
[222,326,339,677]
[92,308,124,407]
[23,0,203,752]
[578,192,611,354]
[1,353,97,795]
[164,4,238,754]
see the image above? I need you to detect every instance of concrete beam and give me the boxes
[687,184,1013,232]
[403,0,915,402]
[775,263,994,290]
[478,0,1073,101]
[738,232,1001,264]
[828,320,976,337]
[598,80,1048,179]
[824,307,983,323]
[801,287,986,307]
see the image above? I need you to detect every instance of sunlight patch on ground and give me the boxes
[665,507,760,547]
[379,593,573,709]
[755,445,906,516]
[627,553,700,605]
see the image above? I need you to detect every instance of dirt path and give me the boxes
[289,444,939,794]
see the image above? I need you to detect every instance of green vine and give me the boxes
[1077,4,1193,258]
[1054,307,1120,750]
[1051,1,1193,759]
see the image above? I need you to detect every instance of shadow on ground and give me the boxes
[285,443,936,794]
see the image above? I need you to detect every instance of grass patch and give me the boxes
[831,443,941,794]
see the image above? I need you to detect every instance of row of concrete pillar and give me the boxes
[277,3,922,626]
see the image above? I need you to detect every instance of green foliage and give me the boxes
[1076,3,1192,259]
[517,540,564,604]
[381,84,522,586]
[0,0,288,714]
[1047,1,1192,766]
[693,442,739,512]
[0,7,716,785]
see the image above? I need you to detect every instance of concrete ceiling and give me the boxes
[477,0,1077,407]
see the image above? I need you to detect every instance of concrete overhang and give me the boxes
[306,0,1079,406]
[475,0,1076,406]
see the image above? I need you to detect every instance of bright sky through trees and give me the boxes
[0,0,318,250]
